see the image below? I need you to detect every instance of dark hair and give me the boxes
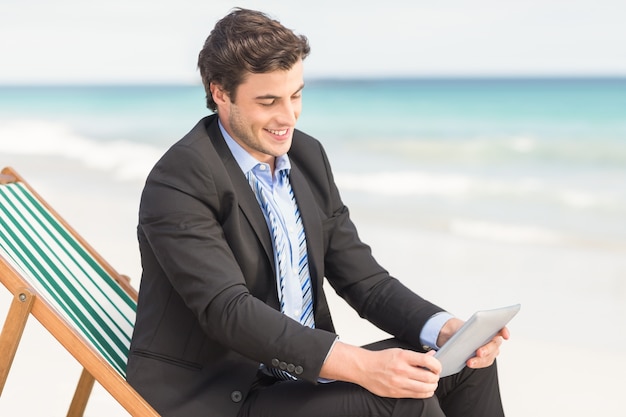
[198,8,311,111]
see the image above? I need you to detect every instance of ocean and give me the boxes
[1,79,625,250]
[1,79,625,415]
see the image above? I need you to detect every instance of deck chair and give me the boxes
[0,166,158,416]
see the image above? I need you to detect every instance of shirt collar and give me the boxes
[219,119,291,175]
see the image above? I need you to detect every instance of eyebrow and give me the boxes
[254,83,305,100]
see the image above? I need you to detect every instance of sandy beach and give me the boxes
[1,155,625,416]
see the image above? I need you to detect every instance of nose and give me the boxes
[275,99,300,125]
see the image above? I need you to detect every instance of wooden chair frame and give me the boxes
[0,166,158,416]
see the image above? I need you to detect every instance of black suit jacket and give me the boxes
[126,115,444,416]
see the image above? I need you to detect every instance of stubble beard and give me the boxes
[228,106,290,160]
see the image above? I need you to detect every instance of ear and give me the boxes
[210,82,229,106]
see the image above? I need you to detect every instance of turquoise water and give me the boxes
[1,78,625,249]
[2,78,625,143]
[302,78,626,140]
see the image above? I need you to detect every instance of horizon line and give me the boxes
[2,74,626,88]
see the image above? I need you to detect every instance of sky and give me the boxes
[1,0,625,84]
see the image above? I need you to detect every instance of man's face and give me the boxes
[213,60,304,167]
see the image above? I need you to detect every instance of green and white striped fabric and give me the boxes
[0,182,136,377]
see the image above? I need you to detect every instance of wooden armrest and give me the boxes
[0,173,17,184]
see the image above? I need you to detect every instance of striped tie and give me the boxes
[247,169,314,379]
[288,173,315,329]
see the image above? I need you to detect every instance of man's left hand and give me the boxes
[437,318,510,369]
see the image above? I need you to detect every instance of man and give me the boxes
[126,8,509,417]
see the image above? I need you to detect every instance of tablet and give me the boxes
[434,304,520,377]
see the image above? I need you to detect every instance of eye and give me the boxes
[259,100,275,107]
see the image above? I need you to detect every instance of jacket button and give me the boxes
[271,358,280,367]
[287,363,295,372]
[294,366,303,375]
[231,390,243,403]
[279,361,288,370]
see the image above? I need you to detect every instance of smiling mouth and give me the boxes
[266,128,289,137]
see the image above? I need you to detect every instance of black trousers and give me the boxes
[238,339,505,417]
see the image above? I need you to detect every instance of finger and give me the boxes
[421,352,442,376]
[468,343,501,368]
[413,362,441,383]
[406,383,439,399]
[477,343,499,360]
[500,326,511,340]
[403,349,430,366]
[395,351,441,386]
[476,334,504,356]
[405,350,442,376]
[399,376,439,399]
[468,348,500,367]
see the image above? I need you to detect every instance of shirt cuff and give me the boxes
[318,336,340,383]
[420,312,455,350]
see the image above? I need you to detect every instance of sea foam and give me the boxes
[0,119,163,182]
[449,218,564,245]
[334,170,618,211]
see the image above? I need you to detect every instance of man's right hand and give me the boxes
[319,341,441,399]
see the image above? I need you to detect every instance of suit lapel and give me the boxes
[204,117,275,267]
